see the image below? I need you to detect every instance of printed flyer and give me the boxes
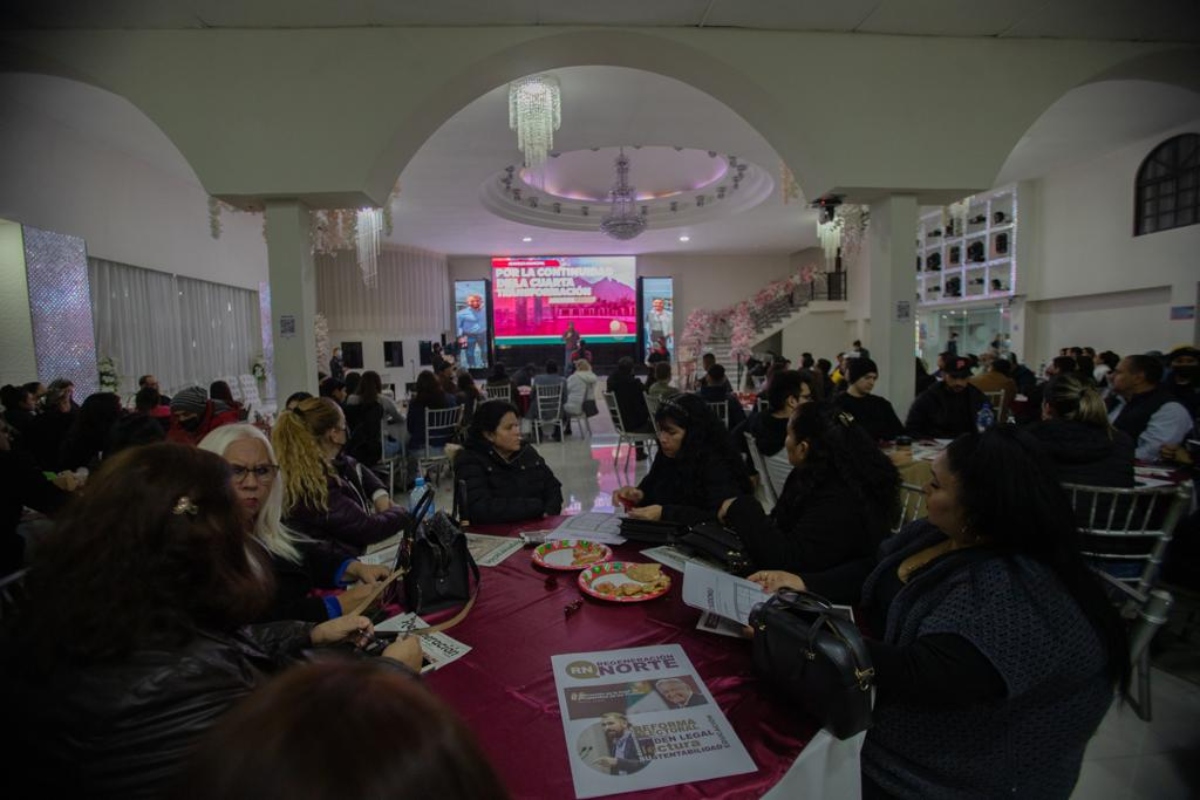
[551,644,755,798]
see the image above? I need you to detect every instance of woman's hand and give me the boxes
[382,637,424,671]
[311,615,373,646]
[747,570,806,594]
[52,472,80,492]
[335,582,379,614]
[627,504,663,521]
[717,496,737,522]
[611,486,644,509]
[1161,443,1193,465]
[374,494,394,512]
[344,562,391,583]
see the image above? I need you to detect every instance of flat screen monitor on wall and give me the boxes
[453,279,490,369]
[639,276,675,362]
[490,256,637,345]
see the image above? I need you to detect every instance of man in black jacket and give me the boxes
[905,356,986,438]
[1107,354,1193,461]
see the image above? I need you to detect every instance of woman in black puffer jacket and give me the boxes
[1027,373,1135,487]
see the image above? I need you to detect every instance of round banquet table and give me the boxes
[422,516,818,799]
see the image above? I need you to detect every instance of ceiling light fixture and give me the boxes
[508,74,561,170]
[679,235,690,242]
[522,236,533,242]
[600,148,647,241]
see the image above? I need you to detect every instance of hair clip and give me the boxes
[172,496,199,516]
[836,411,855,428]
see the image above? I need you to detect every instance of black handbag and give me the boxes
[618,517,685,545]
[748,588,874,740]
[677,521,753,576]
[401,511,480,615]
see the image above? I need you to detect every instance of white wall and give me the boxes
[780,303,854,369]
[0,220,36,388]
[1025,118,1200,362]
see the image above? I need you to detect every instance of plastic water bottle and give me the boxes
[409,476,429,522]
[976,402,995,432]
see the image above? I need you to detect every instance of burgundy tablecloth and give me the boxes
[425,517,816,799]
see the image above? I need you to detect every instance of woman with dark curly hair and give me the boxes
[58,391,125,471]
[612,393,753,524]
[1,443,418,798]
[720,401,899,574]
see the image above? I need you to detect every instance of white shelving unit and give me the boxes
[916,185,1018,306]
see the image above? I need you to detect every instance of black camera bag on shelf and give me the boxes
[748,589,874,740]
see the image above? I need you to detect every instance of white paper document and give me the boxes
[681,561,771,626]
[547,511,627,545]
[373,612,472,674]
[358,543,399,567]
[465,533,524,566]
[551,644,755,798]
[696,611,747,639]
[642,544,721,574]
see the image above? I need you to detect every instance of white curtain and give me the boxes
[316,246,450,333]
[88,257,261,395]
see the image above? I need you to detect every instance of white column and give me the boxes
[264,200,318,399]
[867,195,918,414]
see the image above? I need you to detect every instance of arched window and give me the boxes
[1135,133,1199,235]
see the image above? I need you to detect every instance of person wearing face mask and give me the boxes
[1164,345,1200,418]
[272,397,407,563]
[834,358,905,440]
[199,424,393,623]
[166,386,240,446]
[454,401,563,524]
[905,356,986,439]
[612,393,753,524]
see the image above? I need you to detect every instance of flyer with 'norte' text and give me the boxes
[551,644,755,798]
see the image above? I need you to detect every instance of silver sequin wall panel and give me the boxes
[23,226,99,396]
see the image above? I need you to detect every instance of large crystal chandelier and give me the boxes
[355,208,382,288]
[508,74,561,169]
[600,149,647,241]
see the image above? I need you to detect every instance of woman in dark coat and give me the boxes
[455,400,563,524]
[1027,373,1135,487]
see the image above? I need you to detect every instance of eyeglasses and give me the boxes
[231,464,279,483]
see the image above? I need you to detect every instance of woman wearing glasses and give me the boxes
[199,425,391,623]
[272,397,408,563]
[612,393,752,524]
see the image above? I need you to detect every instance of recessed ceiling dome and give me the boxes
[526,146,728,201]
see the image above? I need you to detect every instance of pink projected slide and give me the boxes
[491,256,637,344]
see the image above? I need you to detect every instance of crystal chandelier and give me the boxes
[816,217,841,270]
[355,208,382,288]
[600,149,647,241]
[508,74,561,169]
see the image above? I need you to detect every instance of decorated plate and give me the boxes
[533,539,613,571]
[577,561,671,603]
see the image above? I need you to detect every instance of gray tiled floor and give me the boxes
[439,383,1200,798]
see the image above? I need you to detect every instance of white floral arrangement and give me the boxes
[98,356,120,393]
[251,356,267,381]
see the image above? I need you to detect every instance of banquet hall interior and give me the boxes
[2,3,1199,798]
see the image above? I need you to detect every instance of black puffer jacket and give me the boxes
[455,440,564,524]
[1027,419,1135,487]
[7,621,313,799]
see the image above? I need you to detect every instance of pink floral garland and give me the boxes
[682,267,819,360]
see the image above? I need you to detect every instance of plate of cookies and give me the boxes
[533,539,613,571]
[577,562,671,603]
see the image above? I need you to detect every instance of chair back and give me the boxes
[1092,568,1175,721]
[1062,482,1191,595]
[423,405,464,453]
[707,401,729,427]
[744,432,780,508]
[604,391,629,434]
[893,482,928,533]
[533,383,563,421]
[484,383,512,402]
[644,393,663,434]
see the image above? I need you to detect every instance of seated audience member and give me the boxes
[200,424,392,622]
[343,371,361,398]
[698,364,747,428]
[45,377,79,412]
[834,358,905,440]
[647,361,680,401]
[1,384,37,436]
[274,397,407,562]
[646,337,670,367]
[1094,350,1120,388]
[485,363,520,406]
[106,411,168,456]
[563,358,599,434]
[285,391,313,411]
[914,358,936,397]
[905,356,986,439]
[530,360,568,441]
[1,443,413,798]
[800,352,815,370]
[722,402,898,574]
[406,370,459,450]
[23,382,77,471]
[609,356,653,460]
[569,339,594,370]
[176,661,506,800]
[344,370,405,467]
[613,394,752,524]
[138,374,171,405]
[1028,373,1135,487]
[59,392,125,471]
[1106,354,1193,462]
[209,380,244,415]
[134,386,172,432]
[698,352,719,386]
[1165,345,1200,418]
[455,401,563,524]
[456,371,484,430]
[437,361,458,396]
[968,356,1018,422]
[1075,354,1098,387]
[166,386,240,445]
[0,420,75,575]
[734,370,815,491]
[318,377,348,406]
[512,362,538,388]
[1015,355,1079,425]
[749,427,1127,799]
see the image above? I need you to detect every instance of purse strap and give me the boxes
[412,558,481,636]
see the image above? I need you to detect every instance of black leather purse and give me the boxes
[677,521,753,576]
[618,517,685,545]
[748,589,874,739]
[402,511,480,615]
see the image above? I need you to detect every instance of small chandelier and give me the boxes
[600,149,647,241]
[508,74,561,169]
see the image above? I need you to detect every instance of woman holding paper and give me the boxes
[455,400,563,523]
[748,427,1126,799]
[199,424,390,623]
[718,402,899,574]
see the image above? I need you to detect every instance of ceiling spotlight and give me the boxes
[679,235,690,242]
[522,236,533,242]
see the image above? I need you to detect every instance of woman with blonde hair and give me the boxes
[1028,372,1135,487]
[199,424,391,622]
[272,397,408,562]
